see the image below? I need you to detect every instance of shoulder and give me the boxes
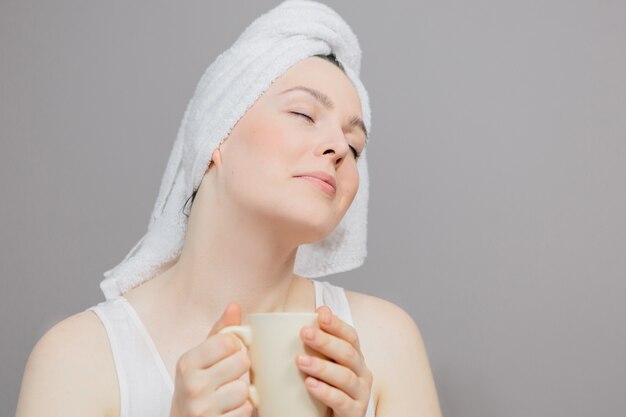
[344,289,421,339]
[16,309,118,417]
[344,289,443,416]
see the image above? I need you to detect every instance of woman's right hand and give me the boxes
[169,303,255,417]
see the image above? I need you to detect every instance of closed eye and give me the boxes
[291,111,314,123]
[291,112,360,159]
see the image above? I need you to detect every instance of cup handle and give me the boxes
[217,326,259,408]
[218,325,252,349]
[248,384,260,408]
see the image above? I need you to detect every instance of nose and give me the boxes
[318,128,351,162]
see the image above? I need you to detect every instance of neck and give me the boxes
[151,186,306,327]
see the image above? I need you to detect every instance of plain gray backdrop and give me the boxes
[2,1,625,416]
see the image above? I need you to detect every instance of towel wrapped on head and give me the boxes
[99,0,372,301]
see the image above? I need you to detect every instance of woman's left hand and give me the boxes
[296,305,374,417]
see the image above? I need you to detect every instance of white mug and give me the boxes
[218,312,329,417]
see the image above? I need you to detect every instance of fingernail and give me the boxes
[320,312,331,324]
[298,355,312,366]
[303,327,314,339]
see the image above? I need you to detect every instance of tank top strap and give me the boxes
[311,279,376,416]
[86,298,172,417]
[312,278,355,326]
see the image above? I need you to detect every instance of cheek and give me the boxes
[336,168,360,211]
[343,166,360,195]
[250,125,295,156]
[223,122,298,200]
[243,117,304,177]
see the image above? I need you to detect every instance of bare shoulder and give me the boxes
[15,309,118,417]
[343,289,424,363]
[344,289,420,334]
[344,289,443,417]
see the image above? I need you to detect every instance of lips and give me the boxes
[294,171,337,192]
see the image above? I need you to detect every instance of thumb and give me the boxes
[208,302,242,337]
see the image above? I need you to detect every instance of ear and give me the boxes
[206,146,224,174]
[211,146,222,165]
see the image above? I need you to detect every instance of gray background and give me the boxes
[2,1,625,416]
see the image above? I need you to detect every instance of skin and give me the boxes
[15,56,443,417]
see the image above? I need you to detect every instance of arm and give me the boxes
[15,311,115,417]
[376,303,443,417]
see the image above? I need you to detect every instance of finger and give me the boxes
[183,332,241,372]
[295,354,361,400]
[303,374,367,417]
[300,324,368,378]
[316,306,361,352]
[183,301,245,371]
[183,348,249,396]
[208,302,242,337]
[208,378,252,414]
[221,399,255,417]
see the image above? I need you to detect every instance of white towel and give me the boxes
[99,0,372,300]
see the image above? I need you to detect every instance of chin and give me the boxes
[278,204,339,242]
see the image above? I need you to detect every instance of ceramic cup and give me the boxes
[218,312,329,417]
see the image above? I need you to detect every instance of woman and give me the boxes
[16,1,442,417]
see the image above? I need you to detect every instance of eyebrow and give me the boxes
[280,85,368,141]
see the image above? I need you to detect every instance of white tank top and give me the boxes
[86,279,376,417]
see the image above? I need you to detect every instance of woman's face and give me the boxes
[209,56,367,243]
